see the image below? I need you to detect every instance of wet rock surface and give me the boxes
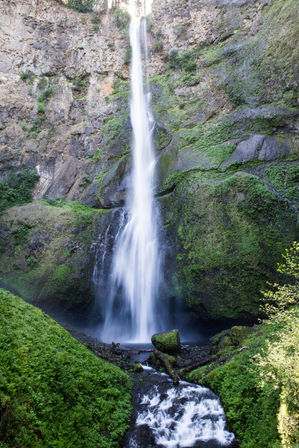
[66,327,237,447]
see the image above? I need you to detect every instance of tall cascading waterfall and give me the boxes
[100,5,162,343]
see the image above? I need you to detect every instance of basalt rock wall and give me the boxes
[0,0,298,320]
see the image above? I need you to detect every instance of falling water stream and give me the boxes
[90,2,236,446]
[101,11,161,343]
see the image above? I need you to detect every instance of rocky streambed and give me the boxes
[67,328,237,448]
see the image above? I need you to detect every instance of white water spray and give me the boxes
[101,6,161,342]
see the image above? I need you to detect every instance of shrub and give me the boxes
[20,71,28,80]
[187,244,299,448]
[66,0,94,12]
[175,24,187,37]
[113,8,130,31]
[19,71,35,84]
[165,48,198,72]
[261,241,299,317]
[38,87,53,103]
[0,169,39,213]
[91,11,101,24]
[152,40,163,53]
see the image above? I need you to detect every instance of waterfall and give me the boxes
[100,11,162,343]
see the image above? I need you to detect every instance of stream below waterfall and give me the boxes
[123,364,236,448]
[62,327,236,448]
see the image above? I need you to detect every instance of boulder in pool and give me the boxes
[151,329,181,354]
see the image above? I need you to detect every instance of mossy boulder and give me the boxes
[0,288,132,447]
[151,329,181,354]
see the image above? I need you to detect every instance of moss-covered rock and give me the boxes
[151,329,181,354]
[0,288,132,448]
[0,200,110,311]
[211,325,255,357]
[161,170,297,320]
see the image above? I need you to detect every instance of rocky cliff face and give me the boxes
[0,0,298,321]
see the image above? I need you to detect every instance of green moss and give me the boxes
[164,171,297,319]
[151,330,181,354]
[105,80,130,103]
[0,202,106,308]
[0,289,132,448]
[112,9,130,31]
[165,48,199,72]
[265,163,299,202]
[101,112,129,146]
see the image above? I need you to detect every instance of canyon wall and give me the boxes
[0,0,298,320]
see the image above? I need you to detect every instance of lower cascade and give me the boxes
[99,9,162,343]
[125,366,235,448]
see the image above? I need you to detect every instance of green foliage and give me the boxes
[112,9,130,31]
[152,40,163,53]
[40,198,102,222]
[27,86,54,137]
[181,73,200,86]
[165,48,198,72]
[71,76,89,89]
[20,71,28,80]
[37,87,54,103]
[0,289,132,447]
[261,241,299,317]
[265,163,299,203]
[187,306,299,448]
[101,112,129,146]
[0,170,39,213]
[256,309,299,447]
[11,224,33,245]
[186,245,299,448]
[124,46,132,65]
[37,77,48,90]
[146,13,153,32]
[19,71,35,84]
[87,148,103,161]
[65,0,94,12]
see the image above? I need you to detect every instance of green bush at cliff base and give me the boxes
[186,244,299,448]
[0,289,132,448]
[0,169,39,213]
[187,307,298,448]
